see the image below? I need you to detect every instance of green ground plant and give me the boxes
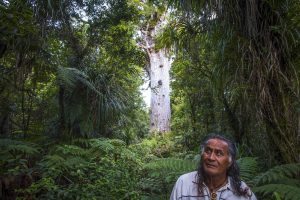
[1,138,143,200]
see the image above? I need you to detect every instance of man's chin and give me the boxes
[203,167,218,176]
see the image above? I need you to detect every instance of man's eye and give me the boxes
[216,151,224,156]
[205,149,212,154]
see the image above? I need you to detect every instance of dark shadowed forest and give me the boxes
[0,0,299,199]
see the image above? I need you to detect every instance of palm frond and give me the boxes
[57,66,131,135]
[57,67,96,92]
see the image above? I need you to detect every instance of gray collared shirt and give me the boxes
[170,171,257,200]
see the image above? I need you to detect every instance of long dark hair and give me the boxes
[196,134,247,196]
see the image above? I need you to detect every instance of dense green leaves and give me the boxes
[165,0,300,164]
[10,138,143,199]
[253,184,300,200]
[1,0,300,199]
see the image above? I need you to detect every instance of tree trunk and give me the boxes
[149,49,171,133]
[142,12,172,133]
[58,86,65,135]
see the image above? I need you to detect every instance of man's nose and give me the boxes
[208,152,216,160]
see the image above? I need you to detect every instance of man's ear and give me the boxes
[228,157,232,167]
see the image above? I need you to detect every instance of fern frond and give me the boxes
[108,139,126,147]
[64,156,89,169]
[0,139,40,156]
[41,154,68,172]
[269,177,300,187]
[89,138,115,153]
[71,138,91,148]
[0,138,20,146]
[237,157,258,183]
[252,163,300,186]
[7,144,40,155]
[253,184,300,200]
[54,145,88,157]
[144,158,197,174]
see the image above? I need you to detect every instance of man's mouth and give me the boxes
[206,163,217,168]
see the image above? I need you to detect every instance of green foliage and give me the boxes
[139,155,300,200]
[15,138,142,199]
[254,184,300,200]
[137,134,180,158]
[140,157,196,199]
[144,158,197,174]
[166,0,300,164]
[0,138,40,175]
[252,163,300,200]
[252,163,300,186]
[237,157,259,183]
[1,0,300,200]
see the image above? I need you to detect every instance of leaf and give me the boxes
[253,184,300,200]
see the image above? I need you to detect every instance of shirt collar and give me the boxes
[202,177,232,192]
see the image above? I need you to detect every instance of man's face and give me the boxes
[201,138,231,178]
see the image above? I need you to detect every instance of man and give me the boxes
[170,134,257,200]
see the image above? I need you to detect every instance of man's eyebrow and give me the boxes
[205,145,226,152]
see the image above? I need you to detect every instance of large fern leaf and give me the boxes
[237,157,258,183]
[252,163,300,186]
[89,138,115,153]
[253,184,300,200]
[0,139,40,156]
[54,145,88,157]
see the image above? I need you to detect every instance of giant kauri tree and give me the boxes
[140,2,172,133]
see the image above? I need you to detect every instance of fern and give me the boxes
[41,154,67,172]
[0,139,40,156]
[89,138,115,153]
[54,145,88,157]
[71,138,92,148]
[253,184,300,200]
[252,163,300,186]
[144,158,197,174]
[237,157,258,183]
[108,139,126,147]
[251,163,300,200]
[0,139,40,175]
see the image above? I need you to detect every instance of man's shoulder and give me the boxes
[240,180,256,198]
[178,171,198,182]
[228,177,257,200]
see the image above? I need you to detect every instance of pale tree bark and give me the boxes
[141,12,172,133]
